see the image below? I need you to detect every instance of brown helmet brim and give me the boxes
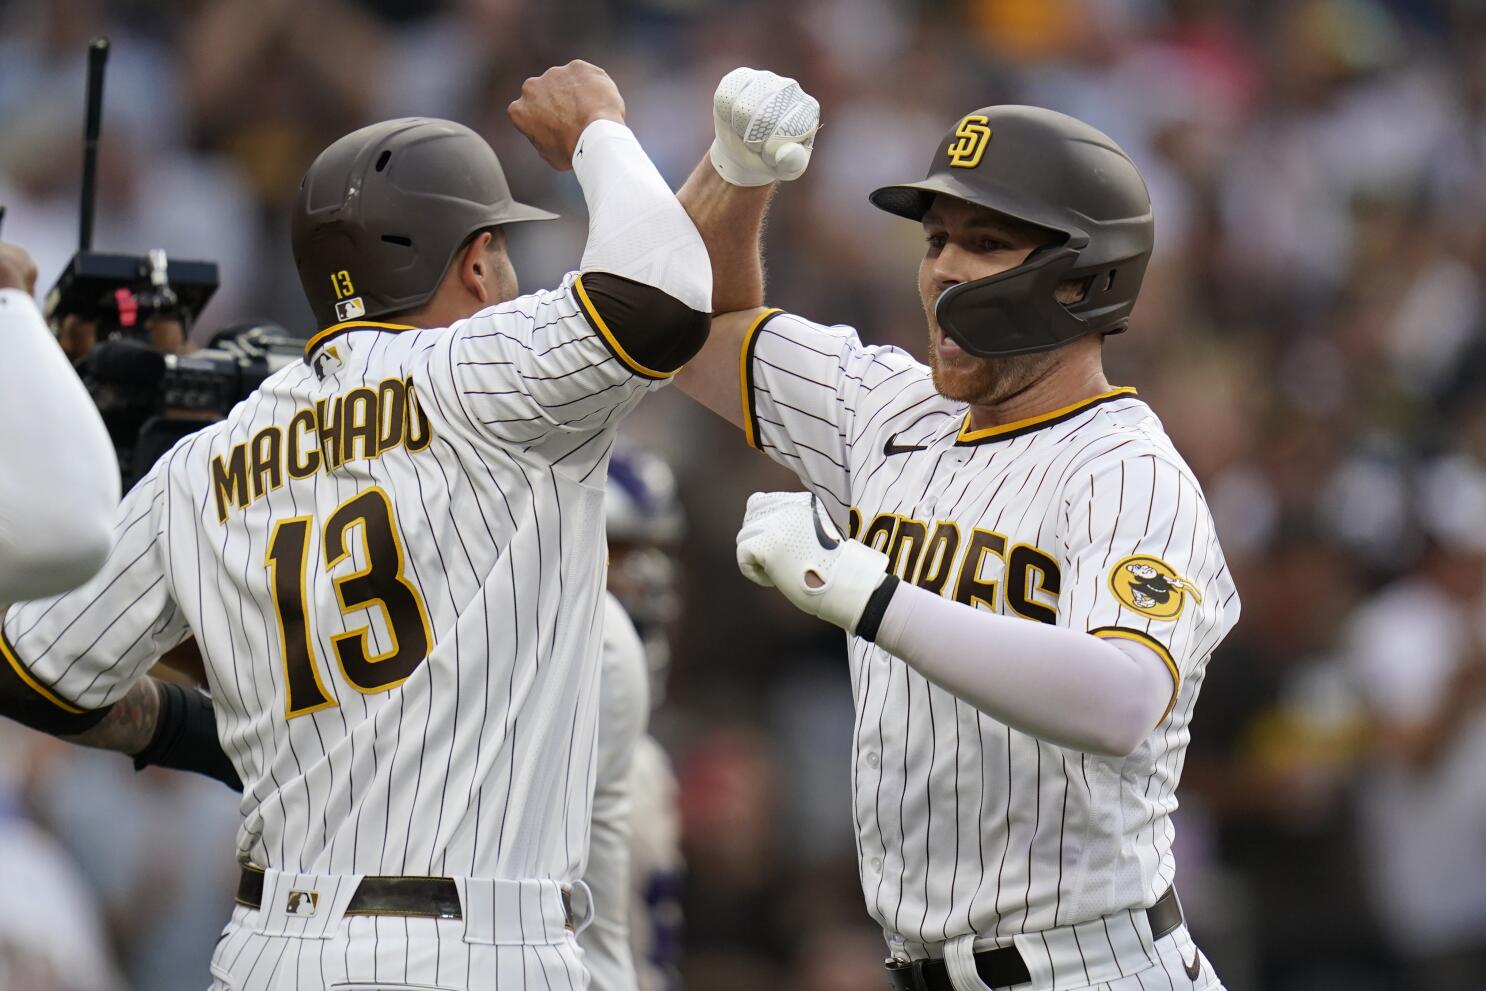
[869,174,1079,240]
[499,200,560,224]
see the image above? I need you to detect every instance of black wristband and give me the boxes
[855,574,901,643]
[133,681,242,791]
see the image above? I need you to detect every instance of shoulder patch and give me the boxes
[1108,554,1201,620]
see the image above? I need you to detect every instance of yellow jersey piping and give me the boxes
[303,320,417,359]
[572,275,675,381]
[1,630,85,714]
[739,308,785,449]
[1090,626,1180,723]
[955,387,1139,446]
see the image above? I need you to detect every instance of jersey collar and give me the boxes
[303,320,416,360]
[954,387,1138,446]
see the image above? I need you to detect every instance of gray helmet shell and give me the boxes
[870,106,1154,358]
[293,117,556,331]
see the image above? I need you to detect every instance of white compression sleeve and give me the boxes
[572,119,712,313]
[0,290,119,604]
[873,581,1176,756]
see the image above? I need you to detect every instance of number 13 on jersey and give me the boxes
[265,486,434,718]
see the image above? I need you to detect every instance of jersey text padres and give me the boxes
[740,309,1239,959]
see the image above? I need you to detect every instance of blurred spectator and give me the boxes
[1345,455,1486,989]
[0,728,125,991]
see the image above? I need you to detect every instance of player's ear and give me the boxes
[456,231,496,305]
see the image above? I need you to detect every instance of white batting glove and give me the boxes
[709,67,821,187]
[735,492,892,634]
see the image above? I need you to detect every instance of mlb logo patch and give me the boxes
[334,296,366,321]
[285,889,320,917]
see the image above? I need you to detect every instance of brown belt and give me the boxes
[885,886,1185,991]
[235,865,573,927]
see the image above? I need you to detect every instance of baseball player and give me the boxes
[0,241,119,603]
[578,589,649,991]
[0,60,711,991]
[673,72,1240,990]
[577,446,686,991]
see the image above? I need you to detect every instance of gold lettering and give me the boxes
[915,521,961,595]
[342,387,379,463]
[316,396,346,470]
[952,529,1007,611]
[405,377,433,453]
[250,426,284,500]
[211,445,251,524]
[287,409,321,479]
[376,378,406,455]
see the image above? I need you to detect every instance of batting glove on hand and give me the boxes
[735,491,893,635]
[710,67,820,187]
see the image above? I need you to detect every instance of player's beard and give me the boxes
[923,307,1059,407]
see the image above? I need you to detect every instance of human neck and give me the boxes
[965,350,1111,433]
[397,299,479,331]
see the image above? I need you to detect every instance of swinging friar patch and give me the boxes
[1108,555,1201,621]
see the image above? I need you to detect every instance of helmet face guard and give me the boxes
[935,230,1152,359]
[935,243,1085,359]
[872,106,1154,360]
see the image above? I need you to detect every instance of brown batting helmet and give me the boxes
[871,106,1154,358]
[292,118,557,331]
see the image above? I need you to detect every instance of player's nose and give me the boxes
[930,241,974,291]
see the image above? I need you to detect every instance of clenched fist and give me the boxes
[710,67,821,187]
[508,60,627,171]
[0,242,38,295]
[735,491,891,634]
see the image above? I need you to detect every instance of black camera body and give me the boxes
[46,249,301,490]
[128,327,302,487]
[45,249,219,328]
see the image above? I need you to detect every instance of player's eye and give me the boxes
[979,236,1011,253]
[924,233,947,251]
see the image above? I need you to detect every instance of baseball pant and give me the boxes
[208,871,589,991]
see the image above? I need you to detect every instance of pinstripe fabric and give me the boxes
[743,312,1240,964]
[208,906,589,990]
[5,274,665,987]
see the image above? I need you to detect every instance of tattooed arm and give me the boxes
[56,677,163,753]
[69,676,240,789]
[0,631,241,790]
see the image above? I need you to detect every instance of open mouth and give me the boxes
[937,328,966,358]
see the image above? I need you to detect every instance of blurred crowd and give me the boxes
[3,0,1486,989]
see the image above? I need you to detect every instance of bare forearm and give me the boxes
[59,678,161,754]
[677,156,774,314]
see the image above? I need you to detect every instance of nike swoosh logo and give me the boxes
[883,433,927,457]
[809,496,839,550]
[1183,951,1201,981]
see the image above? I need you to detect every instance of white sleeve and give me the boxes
[574,120,710,313]
[1,449,190,711]
[0,290,119,603]
[1058,450,1240,694]
[578,594,649,991]
[420,121,711,448]
[874,580,1175,756]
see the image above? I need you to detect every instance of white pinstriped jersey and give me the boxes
[625,734,683,991]
[580,593,649,991]
[2,271,670,885]
[739,310,1239,954]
